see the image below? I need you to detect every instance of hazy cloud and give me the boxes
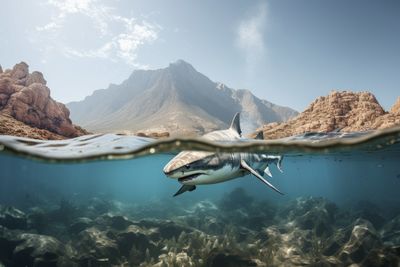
[236,3,267,77]
[34,0,160,67]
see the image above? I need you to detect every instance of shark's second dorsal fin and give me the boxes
[255,131,264,140]
[229,112,242,136]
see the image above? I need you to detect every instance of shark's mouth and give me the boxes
[178,173,205,183]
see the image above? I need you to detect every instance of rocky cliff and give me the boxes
[0,62,87,139]
[390,97,400,114]
[256,91,400,139]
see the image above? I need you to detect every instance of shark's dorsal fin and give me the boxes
[229,112,242,136]
[240,159,283,195]
[255,131,264,140]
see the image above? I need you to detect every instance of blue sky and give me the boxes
[0,0,399,111]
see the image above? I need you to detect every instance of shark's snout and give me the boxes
[163,166,176,178]
[162,166,171,175]
[163,161,183,179]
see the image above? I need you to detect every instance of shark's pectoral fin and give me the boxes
[240,160,284,195]
[173,185,196,197]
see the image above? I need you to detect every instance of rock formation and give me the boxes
[256,91,400,139]
[0,62,87,139]
[391,97,400,114]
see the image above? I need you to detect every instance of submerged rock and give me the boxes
[0,226,20,265]
[94,214,133,230]
[352,200,386,229]
[13,233,64,267]
[280,197,337,237]
[116,225,158,265]
[338,219,381,265]
[137,219,194,240]
[0,206,27,230]
[323,227,352,256]
[76,227,120,264]
[69,217,93,234]
[381,215,400,246]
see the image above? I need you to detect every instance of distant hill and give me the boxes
[255,91,400,139]
[67,60,298,135]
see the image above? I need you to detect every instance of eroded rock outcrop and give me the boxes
[391,97,400,114]
[0,62,87,139]
[256,91,400,139]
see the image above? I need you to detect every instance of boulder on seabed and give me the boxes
[115,224,159,265]
[137,219,194,240]
[338,219,381,265]
[0,205,27,230]
[69,217,93,234]
[76,227,120,265]
[94,213,133,230]
[351,200,386,229]
[380,215,400,246]
[280,197,338,237]
[12,233,65,267]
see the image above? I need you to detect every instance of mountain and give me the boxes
[0,62,87,140]
[67,60,298,135]
[255,91,400,139]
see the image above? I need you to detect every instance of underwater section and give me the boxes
[0,127,400,266]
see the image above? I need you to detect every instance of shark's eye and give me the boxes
[185,164,190,169]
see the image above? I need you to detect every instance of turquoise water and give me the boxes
[0,129,400,266]
[1,148,399,207]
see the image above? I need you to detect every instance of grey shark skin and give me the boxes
[163,113,284,197]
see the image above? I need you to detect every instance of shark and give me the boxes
[163,113,284,197]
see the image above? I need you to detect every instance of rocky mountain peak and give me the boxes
[169,59,193,67]
[256,90,400,139]
[68,60,297,135]
[305,90,385,118]
[167,59,198,78]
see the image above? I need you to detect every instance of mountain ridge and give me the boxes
[68,60,298,135]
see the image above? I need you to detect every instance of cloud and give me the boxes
[34,0,160,67]
[236,3,267,76]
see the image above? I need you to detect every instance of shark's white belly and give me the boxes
[183,165,244,185]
